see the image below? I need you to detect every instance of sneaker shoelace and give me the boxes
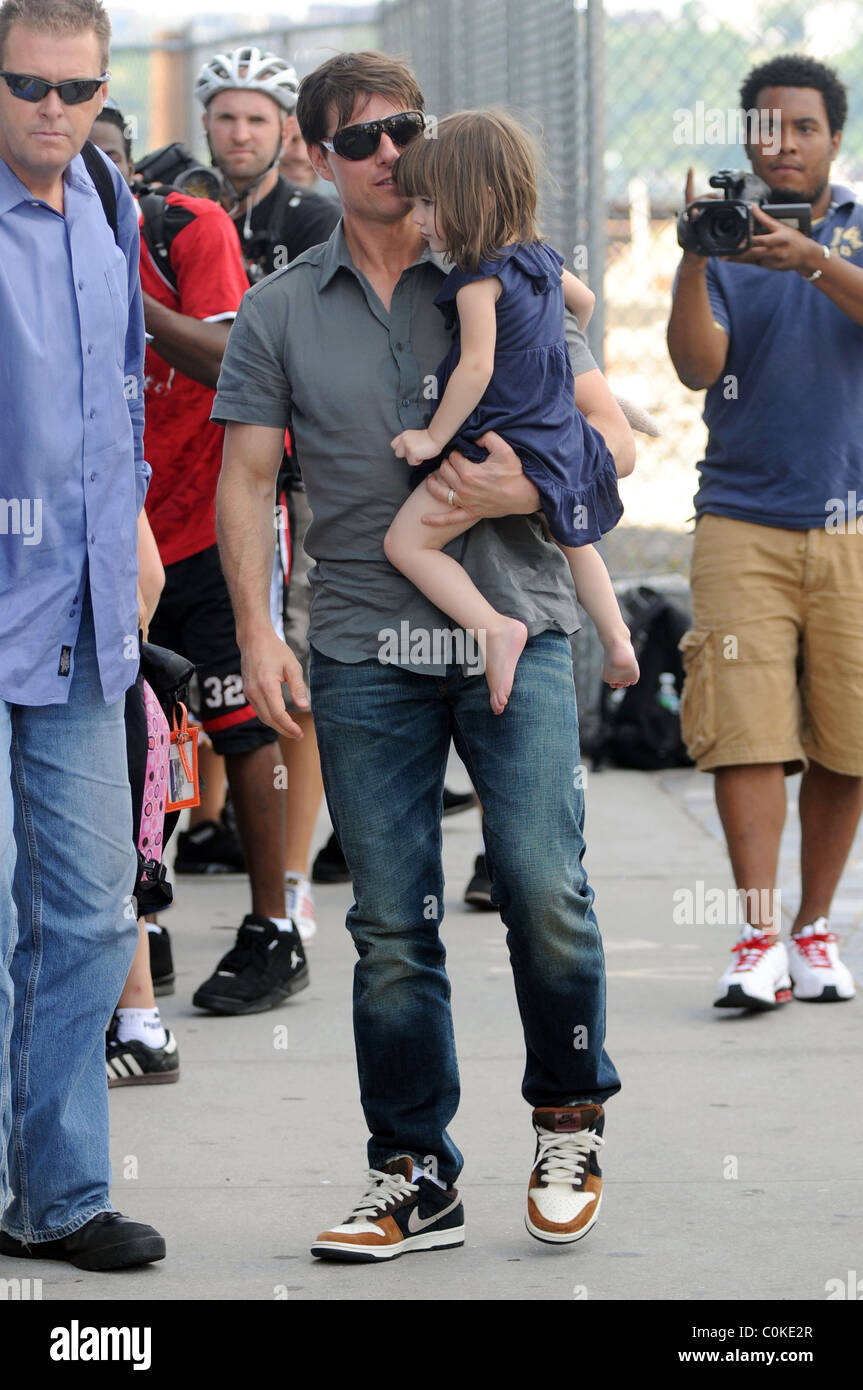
[218,924,273,974]
[533,1129,604,1185]
[347,1170,418,1221]
[792,931,836,968]
[731,934,777,971]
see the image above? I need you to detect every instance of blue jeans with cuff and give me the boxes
[0,590,138,1241]
[310,629,620,1188]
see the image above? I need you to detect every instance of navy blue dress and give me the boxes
[410,242,622,547]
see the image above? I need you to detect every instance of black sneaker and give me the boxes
[442,785,477,817]
[105,1014,180,1087]
[192,914,309,1014]
[147,925,175,996]
[0,1212,165,1270]
[174,819,246,875]
[312,830,351,884]
[463,854,497,910]
[311,1157,464,1262]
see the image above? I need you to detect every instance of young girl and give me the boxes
[385,110,638,714]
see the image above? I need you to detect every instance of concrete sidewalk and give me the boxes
[11,765,863,1302]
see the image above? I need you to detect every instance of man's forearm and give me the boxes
[216,437,278,645]
[802,242,863,326]
[142,295,231,389]
[667,254,728,389]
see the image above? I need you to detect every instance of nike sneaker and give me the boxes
[788,920,856,1002]
[526,1104,605,1244]
[311,1157,464,1262]
[713,924,792,1010]
[192,915,308,1014]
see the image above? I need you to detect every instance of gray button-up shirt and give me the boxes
[213,222,592,673]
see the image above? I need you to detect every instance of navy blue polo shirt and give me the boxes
[696,185,863,529]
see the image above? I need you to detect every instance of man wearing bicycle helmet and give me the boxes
[191,47,340,990]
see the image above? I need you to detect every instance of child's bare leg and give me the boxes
[384,481,528,713]
[117,918,156,1010]
[560,542,639,687]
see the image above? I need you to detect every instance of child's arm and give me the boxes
[391,276,500,466]
[561,270,595,328]
[560,541,639,687]
[137,509,165,641]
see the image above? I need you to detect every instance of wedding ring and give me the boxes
[447,488,455,507]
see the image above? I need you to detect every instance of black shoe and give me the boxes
[463,854,497,910]
[442,785,477,817]
[0,1212,166,1270]
[147,925,175,996]
[192,914,309,1014]
[174,819,246,875]
[106,1015,180,1088]
[312,830,351,884]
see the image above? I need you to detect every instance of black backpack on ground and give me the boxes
[591,585,694,771]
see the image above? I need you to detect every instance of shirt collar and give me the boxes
[317,219,447,289]
[0,149,97,218]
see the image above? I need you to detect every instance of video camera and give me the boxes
[677,169,812,255]
[133,142,223,201]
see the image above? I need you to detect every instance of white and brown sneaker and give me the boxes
[526,1104,605,1244]
[311,1157,465,1262]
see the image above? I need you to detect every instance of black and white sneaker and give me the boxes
[311,1157,464,1262]
[192,914,309,1014]
[105,1015,180,1087]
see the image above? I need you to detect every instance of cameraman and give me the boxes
[668,55,863,1011]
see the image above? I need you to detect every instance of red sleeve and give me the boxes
[167,195,249,321]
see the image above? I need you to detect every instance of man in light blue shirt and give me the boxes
[0,0,164,1270]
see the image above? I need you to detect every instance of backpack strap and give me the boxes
[81,139,119,244]
[137,187,175,290]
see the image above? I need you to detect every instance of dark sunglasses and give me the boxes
[321,110,425,161]
[0,70,109,104]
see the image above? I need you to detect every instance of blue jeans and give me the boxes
[310,630,620,1187]
[0,591,138,1240]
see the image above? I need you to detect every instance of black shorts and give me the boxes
[148,544,278,756]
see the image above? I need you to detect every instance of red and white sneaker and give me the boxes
[788,920,856,1002]
[713,924,792,1010]
[284,873,316,943]
[525,1105,605,1244]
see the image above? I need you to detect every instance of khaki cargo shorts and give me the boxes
[680,513,863,775]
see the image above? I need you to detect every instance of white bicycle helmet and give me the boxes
[195,47,299,113]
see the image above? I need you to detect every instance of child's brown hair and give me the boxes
[394,109,541,271]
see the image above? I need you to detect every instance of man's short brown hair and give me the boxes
[0,0,111,71]
[296,50,423,148]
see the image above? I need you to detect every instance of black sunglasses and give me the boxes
[321,110,425,161]
[0,70,109,104]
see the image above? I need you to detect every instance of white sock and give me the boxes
[146,923,164,936]
[115,1007,167,1049]
[269,916,298,934]
[411,1162,446,1190]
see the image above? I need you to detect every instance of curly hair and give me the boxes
[739,54,847,135]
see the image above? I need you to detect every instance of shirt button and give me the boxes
[401,398,411,407]
[87,344,93,355]
[89,472,96,482]
[78,279,84,290]
[69,610,76,618]
[89,408,96,419]
[90,533,95,544]
[72,595,79,604]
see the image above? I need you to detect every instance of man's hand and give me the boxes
[391,428,441,467]
[239,629,310,740]
[422,431,540,527]
[727,205,818,272]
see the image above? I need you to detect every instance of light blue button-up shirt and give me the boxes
[0,144,148,706]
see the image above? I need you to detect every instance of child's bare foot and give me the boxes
[602,637,639,688]
[483,618,529,714]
